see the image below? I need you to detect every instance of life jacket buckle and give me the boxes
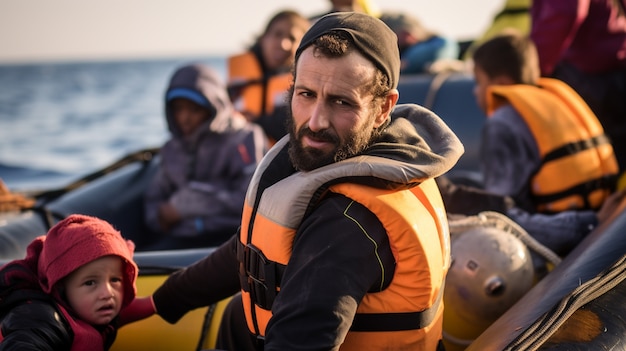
[239,242,278,310]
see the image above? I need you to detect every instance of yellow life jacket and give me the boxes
[486,77,618,212]
[227,51,292,121]
[237,138,449,350]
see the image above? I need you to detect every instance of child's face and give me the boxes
[171,98,210,136]
[64,255,125,326]
[472,64,492,114]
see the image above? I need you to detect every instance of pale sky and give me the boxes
[0,0,503,63]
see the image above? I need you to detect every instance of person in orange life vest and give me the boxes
[130,12,463,351]
[228,9,310,145]
[471,32,618,214]
[0,214,146,350]
[143,63,267,250]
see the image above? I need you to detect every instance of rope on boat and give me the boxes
[0,178,35,213]
[196,303,218,351]
[1,147,160,235]
[504,253,626,350]
[32,147,160,201]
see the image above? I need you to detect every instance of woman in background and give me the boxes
[227,9,310,145]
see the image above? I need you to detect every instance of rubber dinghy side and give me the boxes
[0,211,48,260]
[467,197,626,351]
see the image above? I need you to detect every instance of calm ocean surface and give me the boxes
[0,56,227,191]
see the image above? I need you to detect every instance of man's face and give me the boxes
[288,47,391,171]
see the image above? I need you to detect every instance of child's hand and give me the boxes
[158,203,181,230]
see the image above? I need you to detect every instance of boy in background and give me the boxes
[472,32,618,214]
[144,63,267,250]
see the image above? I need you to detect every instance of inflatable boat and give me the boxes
[1,72,625,351]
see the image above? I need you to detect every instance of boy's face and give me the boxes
[473,64,515,114]
[472,65,492,114]
[64,255,125,326]
[171,98,210,136]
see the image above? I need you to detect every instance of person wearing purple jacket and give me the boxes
[143,63,267,250]
[530,0,626,173]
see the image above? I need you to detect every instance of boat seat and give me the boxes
[398,72,485,186]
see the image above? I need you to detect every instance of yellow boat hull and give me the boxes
[111,274,231,351]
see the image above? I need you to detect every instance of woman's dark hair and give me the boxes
[249,9,310,49]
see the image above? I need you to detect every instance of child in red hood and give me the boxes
[0,214,149,351]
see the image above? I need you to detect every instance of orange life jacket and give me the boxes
[227,51,292,121]
[486,77,618,212]
[237,138,449,350]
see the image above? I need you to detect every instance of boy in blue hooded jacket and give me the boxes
[143,63,267,250]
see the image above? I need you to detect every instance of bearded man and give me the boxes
[131,12,464,351]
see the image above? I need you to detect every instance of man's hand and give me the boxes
[597,189,626,224]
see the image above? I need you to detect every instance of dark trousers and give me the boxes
[215,293,260,351]
[212,293,447,351]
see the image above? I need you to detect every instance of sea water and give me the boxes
[0,56,227,191]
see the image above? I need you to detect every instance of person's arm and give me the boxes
[168,130,264,236]
[401,36,458,74]
[0,301,72,351]
[506,207,597,256]
[264,195,394,350]
[156,202,182,232]
[481,106,539,211]
[506,189,626,256]
[218,129,266,216]
[144,165,177,233]
[152,236,241,324]
[436,176,514,215]
[595,189,626,224]
[117,296,157,326]
[530,0,588,75]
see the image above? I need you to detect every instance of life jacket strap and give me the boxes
[532,174,618,211]
[542,134,611,164]
[350,285,443,332]
[237,240,285,310]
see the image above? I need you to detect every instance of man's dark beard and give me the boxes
[287,117,380,172]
